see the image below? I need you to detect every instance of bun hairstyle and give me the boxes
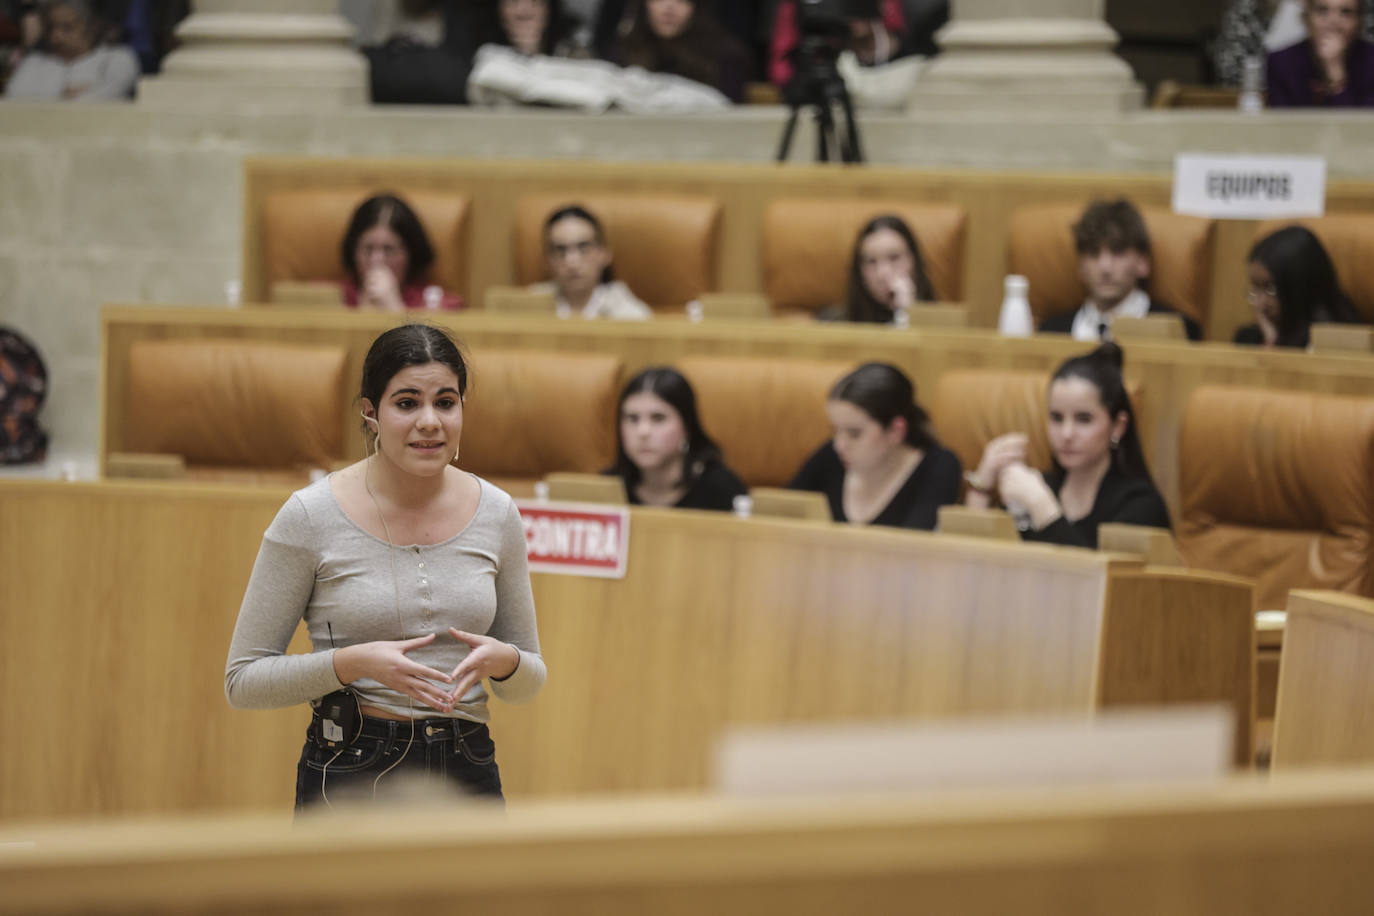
[358,324,468,430]
[1249,225,1361,348]
[1049,342,1153,483]
[340,193,436,289]
[845,215,936,323]
[544,204,615,284]
[611,366,723,489]
[829,362,940,451]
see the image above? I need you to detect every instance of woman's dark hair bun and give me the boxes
[1091,341,1125,371]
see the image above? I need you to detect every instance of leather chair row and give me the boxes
[255,182,1374,328]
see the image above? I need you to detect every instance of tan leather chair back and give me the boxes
[1006,203,1216,328]
[928,370,1053,477]
[259,189,469,300]
[1254,215,1374,323]
[761,198,968,315]
[460,350,622,480]
[1177,386,1374,610]
[676,356,855,487]
[512,194,721,309]
[125,340,347,469]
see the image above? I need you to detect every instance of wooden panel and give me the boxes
[241,155,1374,342]
[1272,591,1374,770]
[101,306,1374,522]
[10,773,1374,915]
[1098,568,1256,766]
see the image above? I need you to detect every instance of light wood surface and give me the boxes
[542,471,626,504]
[747,486,829,521]
[241,156,1374,341]
[1,478,1258,820]
[8,772,1374,915]
[1097,522,1184,566]
[101,306,1374,521]
[1272,591,1374,769]
[936,505,1020,540]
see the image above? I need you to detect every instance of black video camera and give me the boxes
[795,0,883,36]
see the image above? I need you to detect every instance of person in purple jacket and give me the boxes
[1267,0,1374,106]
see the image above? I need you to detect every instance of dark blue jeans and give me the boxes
[295,712,503,813]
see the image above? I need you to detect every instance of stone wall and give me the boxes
[3,100,1374,459]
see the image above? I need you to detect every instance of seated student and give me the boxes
[964,343,1169,549]
[339,193,463,311]
[1234,225,1363,348]
[1267,0,1374,106]
[608,366,747,511]
[5,0,139,101]
[476,0,585,57]
[614,0,751,102]
[1038,199,1202,342]
[529,204,652,320]
[822,215,936,324]
[789,362,961,531]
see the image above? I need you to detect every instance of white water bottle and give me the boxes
[732,494,753,519]
[1238,56,1264,114]
[998,274,1033,337]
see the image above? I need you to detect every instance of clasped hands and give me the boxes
[970,433,1062,529]
[333,629,520,714]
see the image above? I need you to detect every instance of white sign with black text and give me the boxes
[1172,154,1326,220]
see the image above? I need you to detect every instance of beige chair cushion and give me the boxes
[512,193,721,309]
[1006,203,1216,328]
[125,339,347,469]
[259,188,469,300]
[761,198,968,316]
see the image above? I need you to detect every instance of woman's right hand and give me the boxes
[972,433,1028,491]
[333,633,455,713]
[361,266,404,312]
[1314,29,1351,89]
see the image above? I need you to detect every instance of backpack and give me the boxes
[0,327,49,465]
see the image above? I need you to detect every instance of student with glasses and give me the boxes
[1234,225,1363,348]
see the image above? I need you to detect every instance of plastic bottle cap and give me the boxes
[1004,275,1029,294]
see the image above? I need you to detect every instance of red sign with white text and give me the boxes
[516,501,630,579]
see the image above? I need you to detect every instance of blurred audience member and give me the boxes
[1039,199,1201,342]
[5,0,138,100]
[476,0,585,57]
[1234,225,1362,348]
[1267,0,1374,105]
[94,0,187,73]
[340,193,464,312]
[965,343,1168,549]
[789,362,961,531]
[769,0,906,88]
[823,214,935,323]
[595,0,766,77]
[363,0,476,104]
[1215,0,1374,86]
[529,204,651,319]
[615,0,750,102]
[608,366,747,511]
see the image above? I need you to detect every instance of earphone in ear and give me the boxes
[360,411,378,427]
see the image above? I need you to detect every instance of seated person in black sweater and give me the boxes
[607,366,747,511]
[1235,225,1363,349]
[1039,199,1201,342]
[789,362,962,530]
[963,343,1169,548]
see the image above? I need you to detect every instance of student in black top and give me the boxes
[1234,225,1363,349]
[963,343,1169,548]
[1038,199,1202,342]
[608,366,747,511]
[789,362,962,530]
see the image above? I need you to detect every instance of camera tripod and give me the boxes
[776,40,865,164]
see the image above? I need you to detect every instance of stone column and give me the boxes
[139,0,367,108]
[907,0,1142,114]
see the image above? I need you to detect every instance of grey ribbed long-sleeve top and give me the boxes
[225,475,545,722]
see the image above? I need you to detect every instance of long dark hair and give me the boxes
[845,215,935,323]
[359,324,468,425]
[829,362,940,451]
[611,366,723,489]
[1249,226,1360,347]
[617,0,732,93]
[1047,342,1153,485]
[340,193,436,289]
[544,204,615,284]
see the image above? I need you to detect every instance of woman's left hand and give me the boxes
[997,463,1062,530]
[445,628,520,704]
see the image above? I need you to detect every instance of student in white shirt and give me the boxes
[530,204,652,320]
[5,0,138,101]
[1037,199,1201,342]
